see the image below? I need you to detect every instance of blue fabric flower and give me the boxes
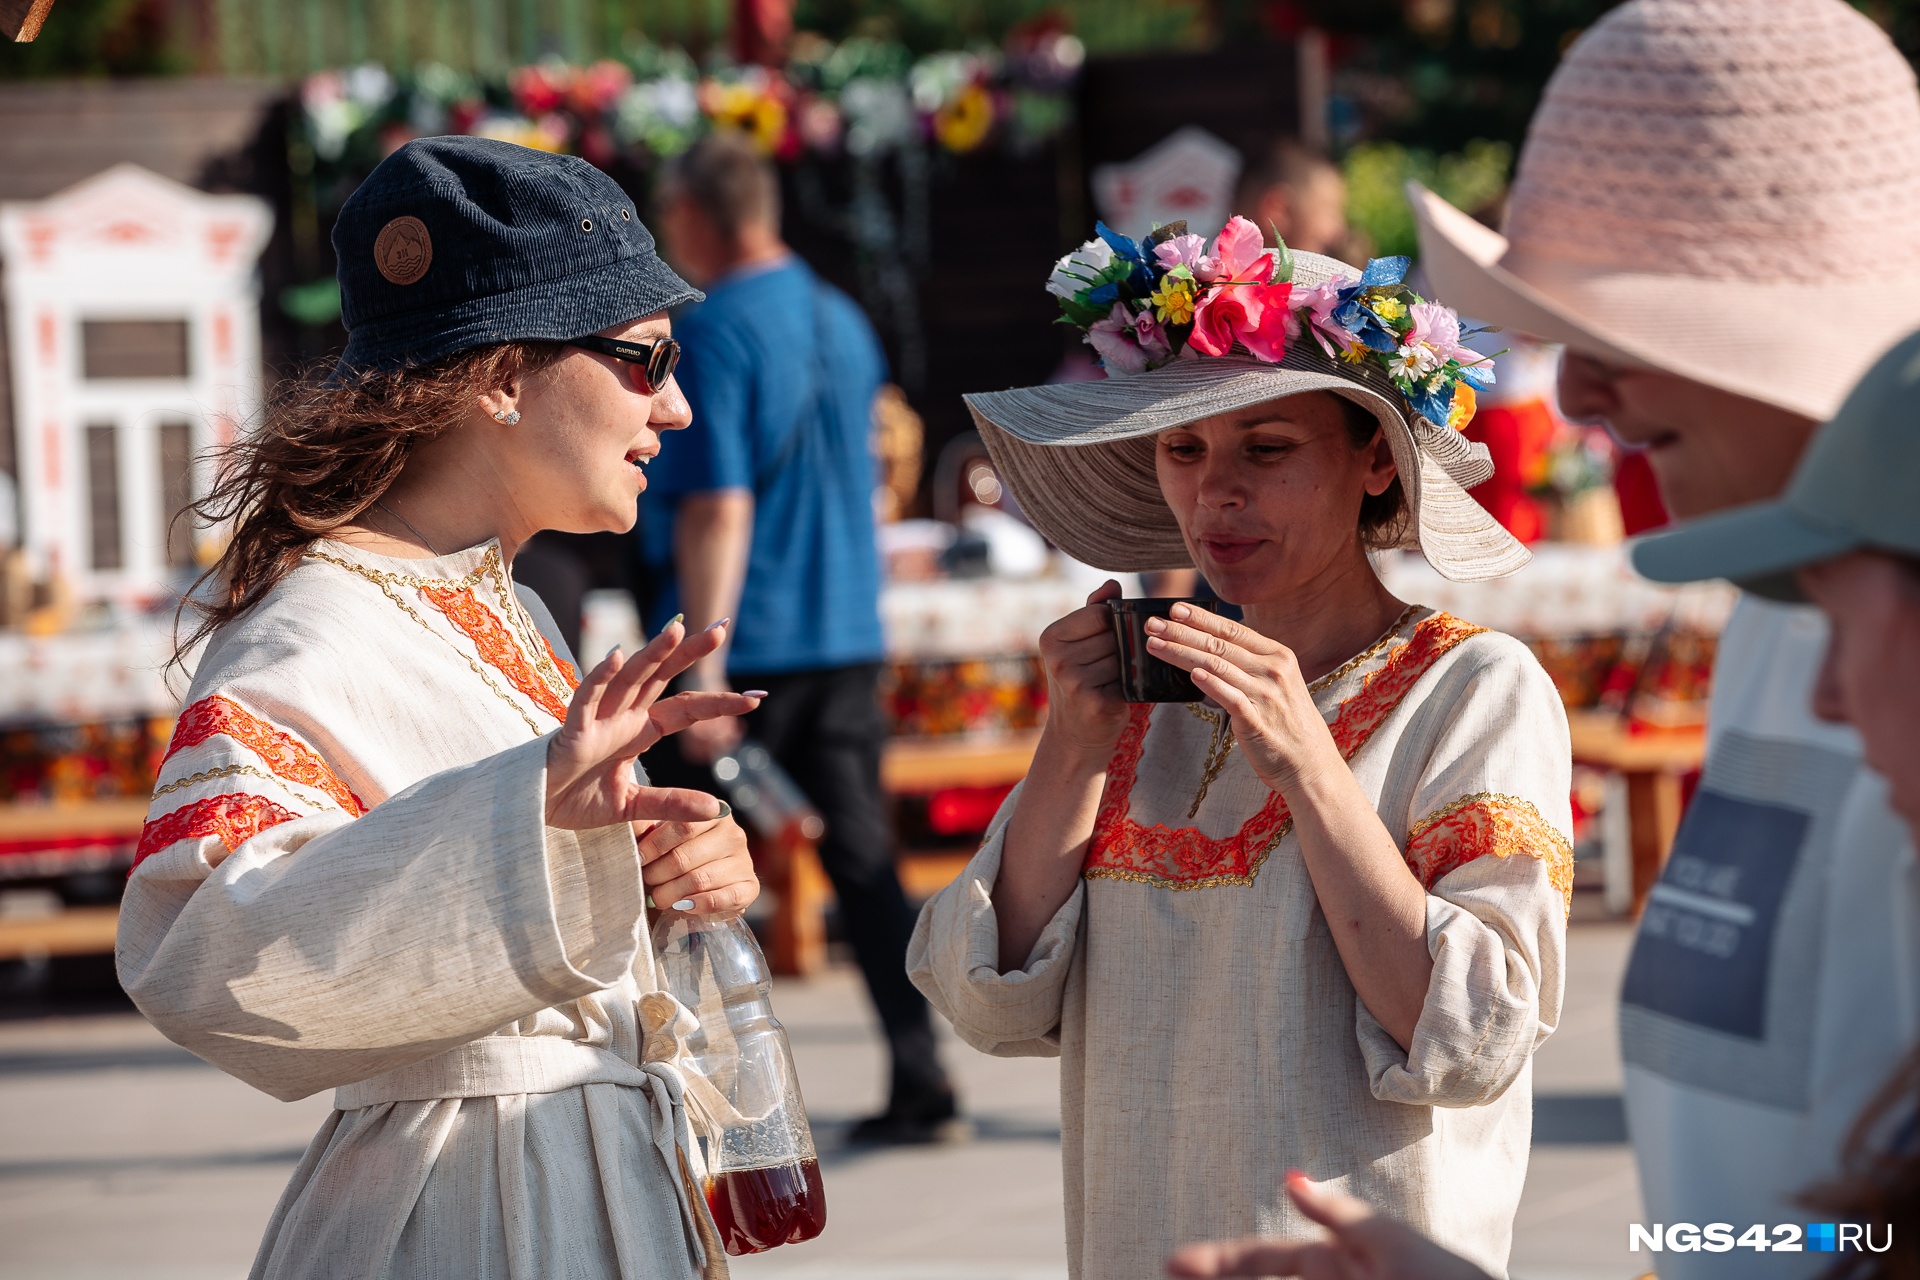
[1455,362,1497,390]
[1406,378,1454,424]
[1359,256,1410,287]
[1095,221,1146,263]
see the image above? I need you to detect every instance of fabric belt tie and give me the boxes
[333,1036,726,1278]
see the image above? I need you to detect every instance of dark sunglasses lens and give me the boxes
[648,341,680,390]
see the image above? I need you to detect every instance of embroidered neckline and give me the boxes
[1306,602,1423,693]
[307,544,563,736]
[1174,603,1424,820]
[307,541,494,590]
[1085,610,1487,890]
[420,583,573,722]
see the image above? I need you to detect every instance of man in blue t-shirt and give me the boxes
[645,132,959,1143]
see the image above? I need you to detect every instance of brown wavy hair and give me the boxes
[1803,1045,1920,1279]
[177,341,564,664]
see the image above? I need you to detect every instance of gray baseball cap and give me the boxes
[1632,326,1920,600]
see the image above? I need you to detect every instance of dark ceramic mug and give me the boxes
[1107,597,1221,703]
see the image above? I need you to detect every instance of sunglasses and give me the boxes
[569,334,681,392]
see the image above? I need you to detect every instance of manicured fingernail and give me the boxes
[611,646,623,659]
[671,899,696,911]
[742,689,768,698]
[1145,617,1166,633]
[1147,635,1165,648]
[668,613,684,627]
[705,616,730,632]
[713,800,732,819]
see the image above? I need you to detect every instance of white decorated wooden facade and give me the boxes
[0,164,271,604]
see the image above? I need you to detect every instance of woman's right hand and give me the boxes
[1165,1173,1494,1280]
[1038,579,1130,759]
[545,619,761,831]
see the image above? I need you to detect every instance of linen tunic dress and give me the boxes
[908,606,1573,1279]
[116,539,726,1280]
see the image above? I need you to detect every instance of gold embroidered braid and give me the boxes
[1182,703,1238,819]
[487,554,576,702]
[306,549,546,736]
[151,763,345,812]
[1307,603,1422,693]
[309,545,494,590]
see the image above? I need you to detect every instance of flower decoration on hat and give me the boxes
[1049,217,1494,427]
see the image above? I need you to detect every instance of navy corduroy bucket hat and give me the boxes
[331,135,702,377]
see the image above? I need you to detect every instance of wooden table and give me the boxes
[0,799,145,961]
[1565,711,1706,916]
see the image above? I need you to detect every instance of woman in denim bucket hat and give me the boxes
[116,137,762,1279]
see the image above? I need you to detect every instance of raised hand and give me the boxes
[545,618,761,831]
[1143,602,1341,798]
[1165,1172,1495,1280]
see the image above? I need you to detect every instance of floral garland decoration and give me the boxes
[299,29,1083,177]
[1048,216,1496,430]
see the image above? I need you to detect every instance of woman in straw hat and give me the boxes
[117,137,763,1279]
[1410,0,1920,1270]
[908,217,1571,1279]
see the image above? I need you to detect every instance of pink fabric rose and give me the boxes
[1086,303,1151,375]
[1188,282,1293,360]
[1188,216,1290,361]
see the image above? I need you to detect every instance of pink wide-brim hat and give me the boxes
[1412,0,1920,424]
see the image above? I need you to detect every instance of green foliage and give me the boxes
[0,0,191,78]
[1343,138,1512,259]
[794,0,1207,55]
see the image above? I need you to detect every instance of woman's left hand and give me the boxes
[1145,603,1342,798]
[637,815,759,917]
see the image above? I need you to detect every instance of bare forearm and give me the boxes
[1286,762,1434,1050]
[673,490,753,687]
[994,730,1109,973]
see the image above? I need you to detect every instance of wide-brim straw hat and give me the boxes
[1411,0,1920,424]
[964,250,1531,582]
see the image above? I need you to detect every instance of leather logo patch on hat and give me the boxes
[374,216,433,286]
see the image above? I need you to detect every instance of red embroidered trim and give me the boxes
[540,633,580,691]
[1405,793,1575,916]
[1085,612,1488,889]
[134,793,300,865]
[163,695,365,816]
[420,585,572,722]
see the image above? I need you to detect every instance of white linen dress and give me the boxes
[116,538,727,1280]
[908,606,1573,1279]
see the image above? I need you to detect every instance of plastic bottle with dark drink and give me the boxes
[650,910,826,1255]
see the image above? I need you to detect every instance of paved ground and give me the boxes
[0,916,1643,1280]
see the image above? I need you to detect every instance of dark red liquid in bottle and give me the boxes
[704,1158,827,1255]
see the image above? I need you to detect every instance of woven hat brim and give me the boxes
[1410,182,1920,423]
[967,359,1531,582]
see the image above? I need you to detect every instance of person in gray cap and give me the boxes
[116,136,763,1279]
